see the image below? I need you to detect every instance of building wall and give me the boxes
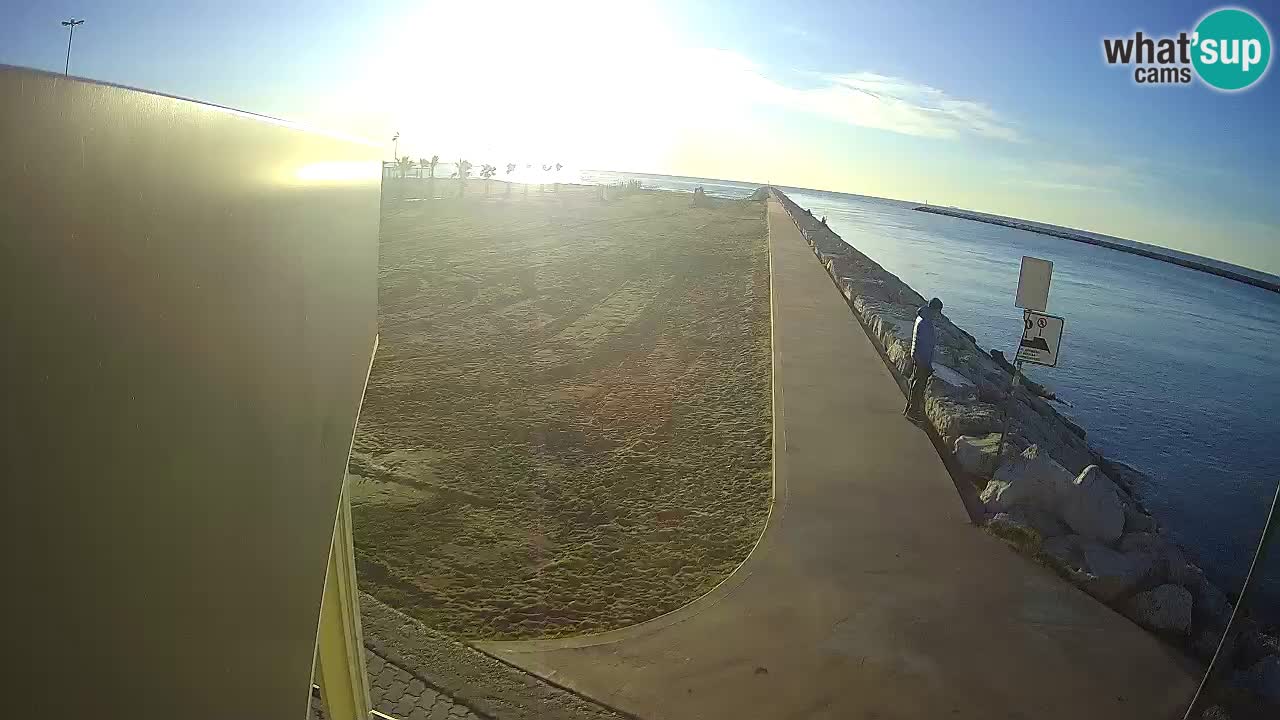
[1,66,380,719]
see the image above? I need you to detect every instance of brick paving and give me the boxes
[310,646,484,720]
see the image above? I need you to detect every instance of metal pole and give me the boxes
[993,310,1029,474]
[993,358,1022,471]
[61,19,84,76]
[1182,475,1280,718]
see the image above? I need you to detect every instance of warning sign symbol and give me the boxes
[1016,311,1064,367]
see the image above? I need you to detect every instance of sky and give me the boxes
[3,0,1277,274]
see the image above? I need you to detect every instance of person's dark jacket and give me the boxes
[910,306,936,367]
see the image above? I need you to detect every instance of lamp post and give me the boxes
[61,18,85,76]
[392,131,400,162]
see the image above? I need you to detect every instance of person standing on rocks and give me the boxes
[904,297,943,420]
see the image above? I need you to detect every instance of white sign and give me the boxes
[1016,310,1064,367]
[1015,256,1053,312]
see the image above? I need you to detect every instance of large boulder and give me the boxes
[1116,532,1194,587]
[980,445,1074,515]
[1183,565,1233,632]
[1243,655,1280,705]
[1058,465,1125,544]
[1001,504,1071,539]
[954,433,1018,477]
[928,397,1004,448]
[826,255,861,281]
[1040,534,1156,602]
[1124,584,1192,634]
[1123,503,1159,534]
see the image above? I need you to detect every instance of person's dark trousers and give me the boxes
[904,361,933,417]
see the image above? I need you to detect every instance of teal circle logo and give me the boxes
[1192,8,1271,90]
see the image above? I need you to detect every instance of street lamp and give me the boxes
[392,131,400,162]
[61,18,85,76]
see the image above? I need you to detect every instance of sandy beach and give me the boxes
[350,185,772,639]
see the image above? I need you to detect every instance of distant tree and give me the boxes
[506,162,517,175]
[418,157,429,179]
[505,162,516,197]
[553,162,563,192]
[480,164,497,195]
[456,158,472,196]
[397,156,414,179]
[428,154,440,179]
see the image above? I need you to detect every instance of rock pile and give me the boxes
[765,188,1279,713]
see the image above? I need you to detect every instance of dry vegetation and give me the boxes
[351,184,772,639]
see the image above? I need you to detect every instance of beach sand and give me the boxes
[351,185,772,640]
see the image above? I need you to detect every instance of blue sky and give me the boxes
[3,0,1277,273]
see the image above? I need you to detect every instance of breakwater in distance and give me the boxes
[913,205,1279,294]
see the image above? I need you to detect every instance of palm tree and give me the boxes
[553,162,563,192]
[505,163,516,197]
[428,154,439,179]
[456,158,472,196]
[417,157,429,179]
[480,164,497,195]
[397,156,414,179]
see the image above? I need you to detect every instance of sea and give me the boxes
[580,169,1280,620]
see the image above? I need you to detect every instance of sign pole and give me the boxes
[994,357,1022,475]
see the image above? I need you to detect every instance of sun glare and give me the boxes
[368,0,692,170]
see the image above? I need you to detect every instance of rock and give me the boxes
[980,445,1074,515]
[1193,627,1225,661]
[986,514,1042,554]
[1123,504,1158,534]
[1116,531,1194,587]
[991,349,1016,374]
[978,380,1006,404]
[953,434,1013,478]
[1187,569,1233,632]
[1238,630,1280,670]
[1002,504,1071,539]
[1244,655,1280,704]
[1125,584,1193,633]
[926,396,1003,446]
[1040,534,1156,602]
[1200,705,1231,720]
[826,255,860,280]
[1058,465,1125,544]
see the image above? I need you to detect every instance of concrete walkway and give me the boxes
[477,198,1195,719]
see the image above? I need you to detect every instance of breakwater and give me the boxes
[913,205,1279,294]
[767,187,1280,712]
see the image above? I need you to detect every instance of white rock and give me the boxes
[980,445,1074,515]
[1040,534,1155,602]
[1058,465,1125,544]
[1125,584,1193,633]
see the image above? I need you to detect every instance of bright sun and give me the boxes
[363,0,695,170]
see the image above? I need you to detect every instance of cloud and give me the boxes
[678,56,1023,143]
[817,73,1024,142]
[1003,158,1147,193]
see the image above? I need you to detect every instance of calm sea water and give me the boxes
[582,170,1280,617]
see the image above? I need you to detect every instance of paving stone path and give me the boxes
[310,647,484,720]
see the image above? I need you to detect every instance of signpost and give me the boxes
[995,257,1064,471]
